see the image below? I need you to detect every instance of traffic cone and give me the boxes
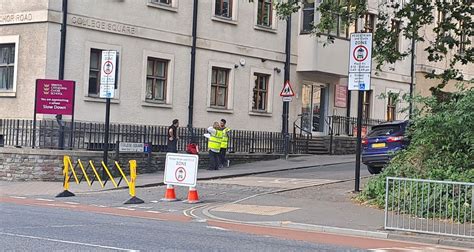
[161,184,178,201]
[184,187,200,204]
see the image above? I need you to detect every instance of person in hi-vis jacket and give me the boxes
[205,122,222,170]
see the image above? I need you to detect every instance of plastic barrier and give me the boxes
[56,156,144,204]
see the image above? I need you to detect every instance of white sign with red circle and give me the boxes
[348,33,372,73]
[100,50,117,98]
[164,153,199,187]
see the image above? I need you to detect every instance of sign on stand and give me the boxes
[99,50,117,98]
[164,153,199,187]
[348,33,372,91]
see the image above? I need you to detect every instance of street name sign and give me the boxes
[119,142,145,153]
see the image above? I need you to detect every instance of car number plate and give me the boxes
[372,143,386,148]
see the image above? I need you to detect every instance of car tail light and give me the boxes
[362,138,368,145]
[387,136,404,142]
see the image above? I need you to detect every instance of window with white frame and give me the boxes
[364,13,376,33]
[301,0,315,33]
[386,92,398,122]
[210,67,229,108]
[0,43,15,92]
[257,0,273,27]
[252,73,269,111]
[88,49,103,97]
[146,58,168,102]
[215,0,233,19]
[391,19,401,52]
[151,0,171,5]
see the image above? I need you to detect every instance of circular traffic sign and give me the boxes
[175,167,186,182]
[353,45,369,62]
[103,60,114,75]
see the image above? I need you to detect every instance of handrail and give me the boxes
[293,114,312,136]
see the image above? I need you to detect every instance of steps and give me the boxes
[306,137,329,155]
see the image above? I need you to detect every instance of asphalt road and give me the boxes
[0,203,364,251]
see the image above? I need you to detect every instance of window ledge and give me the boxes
[207,107,234,114]
[254,25,277,33]
[84,96,120,104]
[142,102,172,108]
[249,111,272,117]
[0,92,16,97]
[147,2,178,12]
[211,16,238,25]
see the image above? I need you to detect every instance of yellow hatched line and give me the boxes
[67,156,79,184]
[77,159,91,187]
[89,161,104,188]
[114,161,130,186]
[101,161,118,188]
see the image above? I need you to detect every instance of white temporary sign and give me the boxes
[99,50,117,98]
[349,33,372,73]
[348,72,371,91]
[164,153,199,187]
[119,142,144,152]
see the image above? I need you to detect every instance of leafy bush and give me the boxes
[359,87,474,221]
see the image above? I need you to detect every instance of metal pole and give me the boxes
[409,6,416,120]
[355,90,363,192]
[103,98,111,178]
[59,0,68,80]
[187,0,198,138]
[283,13,292,159]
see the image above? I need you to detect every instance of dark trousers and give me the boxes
[167,140,177,153]
[219,148,227,167]
[209,150,220,170]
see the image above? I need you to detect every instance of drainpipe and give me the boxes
[187,0,198,140]
[59,0,68,80]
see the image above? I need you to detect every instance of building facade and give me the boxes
[1,0,414,135]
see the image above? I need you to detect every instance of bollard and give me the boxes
[56,156,75,197]
[124,160,144,204]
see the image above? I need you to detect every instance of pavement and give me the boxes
[1,154,473,249]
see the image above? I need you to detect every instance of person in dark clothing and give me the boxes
[167,119,179,153]
[219,119,231,168]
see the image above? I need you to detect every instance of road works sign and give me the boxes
[280,80,295,97]
[100,50,117,98]
[164,153,199,187]
[348,33,372,91]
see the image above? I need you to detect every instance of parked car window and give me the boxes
[368,125,402,137]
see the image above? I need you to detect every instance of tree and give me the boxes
[273,0,473,93]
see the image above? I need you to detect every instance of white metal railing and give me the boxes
[385,177,473,238]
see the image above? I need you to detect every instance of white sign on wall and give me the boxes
[164,153,199,187]
[99,50,117,98]
[119,142,144,153]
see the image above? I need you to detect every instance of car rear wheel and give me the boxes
[367,165,383,174]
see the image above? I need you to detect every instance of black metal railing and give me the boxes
[327,115,386,136]
[0,119,310,154]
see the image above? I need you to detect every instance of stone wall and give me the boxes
[0,147,283,182]
[328,136,357,155]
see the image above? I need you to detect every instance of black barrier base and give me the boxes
[56,190,75,197]
[124,196,144,204]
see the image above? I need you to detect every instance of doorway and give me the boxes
[301,83,327,133]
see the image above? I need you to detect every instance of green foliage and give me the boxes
[360,87,474,220]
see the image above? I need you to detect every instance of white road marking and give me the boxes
[35,198,54,202]
[90,204,107,208]
[150,200,159,203]
[9,196,26,199]
[206,226,228,231]
[116,207,136,211]
[136,206,153,209]
[64,202,79,205]
[145,210,161,214]
[0,232,139,251]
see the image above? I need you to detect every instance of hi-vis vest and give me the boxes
[208,130,223,151]
[220,128,231,148]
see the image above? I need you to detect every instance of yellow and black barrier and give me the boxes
[56,156,144,204]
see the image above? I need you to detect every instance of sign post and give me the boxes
[280,80,295,158]
[100,50,118,176]
[33,79,76,149]
[348,33,372,192]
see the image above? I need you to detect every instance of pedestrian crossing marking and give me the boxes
[212,203,299,216]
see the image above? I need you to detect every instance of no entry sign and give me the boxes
[164,153,199,187]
